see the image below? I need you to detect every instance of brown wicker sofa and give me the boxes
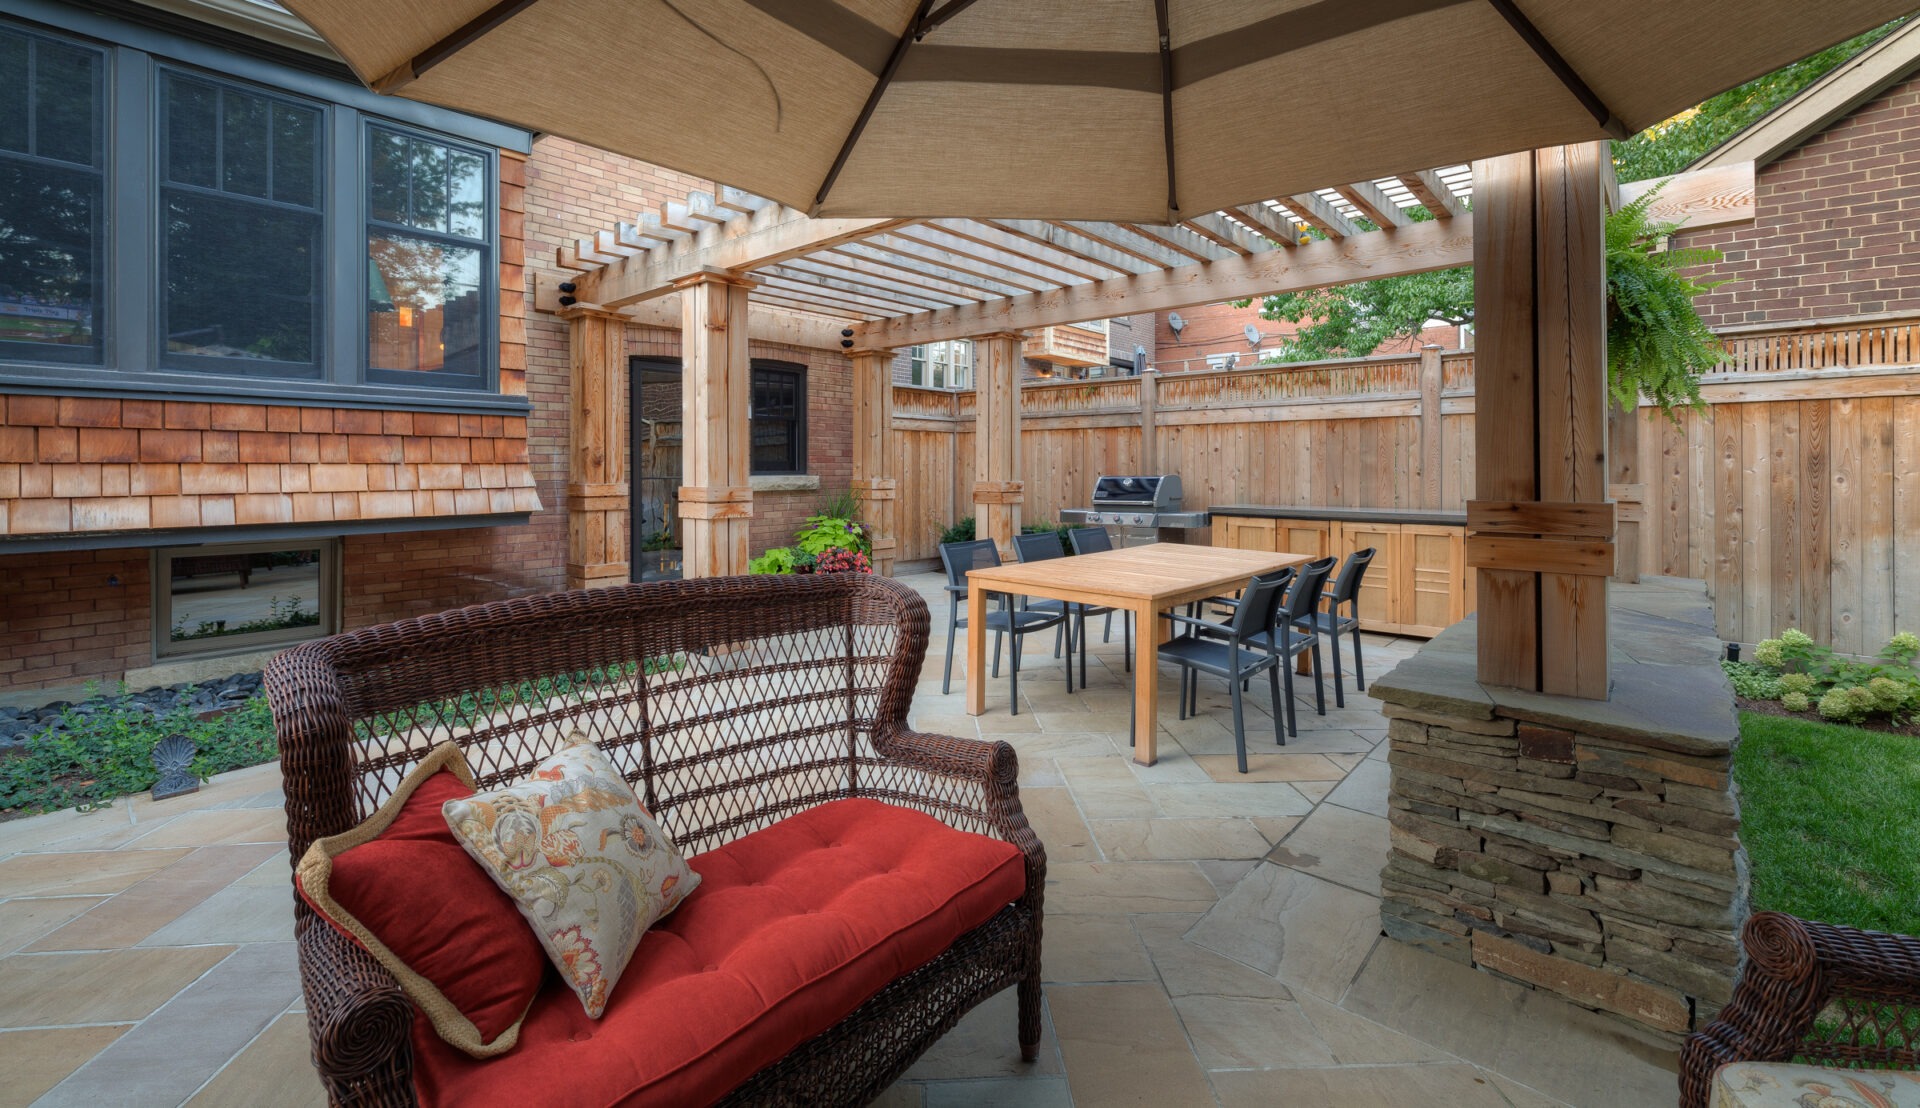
[1679,911,1920,1107]
[266,573,1045,1106]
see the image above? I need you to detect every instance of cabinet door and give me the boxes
[1276,521,1332,559]
[1335,523,1400,630]
[1214,516,1278,551]
[1401,525,1464,635]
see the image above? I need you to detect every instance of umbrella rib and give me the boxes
[814,0,939,215]
[1156,0,1177,219]
[1482,0,1629,140]
[377,0,543,92]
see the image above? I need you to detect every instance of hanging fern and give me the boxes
[1606,182,1728,418]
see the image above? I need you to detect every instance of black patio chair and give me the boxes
[1066,527,1132,674]
[1293,547,1375,707]
[1010,532,1076,682]
[939,539,1070,715]
[1195,556,1334,739]
[1159,568,1293,773]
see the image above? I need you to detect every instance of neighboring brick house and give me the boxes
[1151,301,1465,373]
[888,312,1159,387]
[1675,21,1920,325]
[0,0,853,693]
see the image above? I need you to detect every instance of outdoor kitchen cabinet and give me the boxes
[1207,507,1475,638]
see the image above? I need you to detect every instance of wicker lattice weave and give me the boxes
[1680,911,1920,1107]
[266,573,1046,1107]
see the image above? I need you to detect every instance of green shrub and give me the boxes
[1781,691,1812,713]
[1019,519,1084,556]
[1776,671,1817,697]
[0,693,278,817]
[796,514,870,557]
[1817,686,1876,724]
[939,517,976,545]
[748,546,812,575]
[1722,661,1781,701]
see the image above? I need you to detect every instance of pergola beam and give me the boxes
[1057,221,1196,268]
[1335,180,1412,229]
[853,215,1474,349]
[865,232,1056,292]
[1228,204,1304,247]
[930,219,1129,282]
[760,265,956,312]
[1118,223,1227,262]
[573,205,913,308]
[780,256,973,306]
[886,224,1091,287]
[1404,170,1464,218]
[982,220,1158,275]
[1286,192,1360,239]
[823,243,1027,298]
[1181,213,1268,255]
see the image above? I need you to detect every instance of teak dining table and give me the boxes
[965,544,1311,765]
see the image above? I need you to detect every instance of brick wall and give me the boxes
[0,549,150,688]
[1678,75,1920,327]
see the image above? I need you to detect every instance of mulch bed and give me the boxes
[1734,694,1920,737]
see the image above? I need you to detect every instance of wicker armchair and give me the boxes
[1680,911,1920,1108]
[266,573,1046,1107]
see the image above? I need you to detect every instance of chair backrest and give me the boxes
[1231,567,1294,641]
[266,573,935,884]
[1329,548,1376,605]
[1068,527,1113,555]
[940,539,1000,589]
[1283,556,1338,623]
[1013,531,1064,563]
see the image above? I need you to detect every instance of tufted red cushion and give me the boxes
[409,798,1026,1106]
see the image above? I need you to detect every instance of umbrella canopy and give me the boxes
[281,0,1913,222]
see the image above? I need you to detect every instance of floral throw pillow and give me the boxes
[442,740,699,1018]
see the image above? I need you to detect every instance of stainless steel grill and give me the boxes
[1060,474,1210,531]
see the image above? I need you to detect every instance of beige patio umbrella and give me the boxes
[282,0,1913,221]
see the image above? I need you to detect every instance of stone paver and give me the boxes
[0,572,1683,1106]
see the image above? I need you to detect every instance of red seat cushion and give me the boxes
[409,797,1026,1107]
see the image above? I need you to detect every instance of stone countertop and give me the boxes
[1208,505,1469,526]
[1366,576,1738,756]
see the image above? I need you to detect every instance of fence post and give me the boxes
[1608,403,1644,584]
[1139,370,1158,475]
[1420,344,1444,509]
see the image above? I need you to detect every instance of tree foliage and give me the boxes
[1612,20,1904,184]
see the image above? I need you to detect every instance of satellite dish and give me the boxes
[1243,324,1263,347]
[1167,312,1186,335]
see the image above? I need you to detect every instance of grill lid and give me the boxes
[1090,474,1183,509]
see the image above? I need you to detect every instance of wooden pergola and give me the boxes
[534,151,1753,707]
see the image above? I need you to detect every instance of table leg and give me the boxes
[1132,599,1160,765]
[966,585,987,717]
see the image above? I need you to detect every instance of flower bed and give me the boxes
[1722,629,1920,735]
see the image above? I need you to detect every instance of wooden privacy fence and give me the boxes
[889,311,1920,648]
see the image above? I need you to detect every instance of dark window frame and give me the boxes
[750,359,807,476]
[152,536,341,660]
[0,5,515,404]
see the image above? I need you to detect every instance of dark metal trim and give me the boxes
[387,0,544,91]
[916,0,982,38]
[1155,0,1177,219]
[1483,0,1630,139]
[0,372,532,416]
[0,513,534,555]
[812,0,936,213]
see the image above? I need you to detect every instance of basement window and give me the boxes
[154,539,340,658]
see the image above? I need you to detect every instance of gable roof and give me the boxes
[1695,19,1920,170]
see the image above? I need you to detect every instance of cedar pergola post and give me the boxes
[675,268,757,578]
[565,310,630,589]
[1467,143,1613,698]
[974,332,1025,556]
[851,348,898,575]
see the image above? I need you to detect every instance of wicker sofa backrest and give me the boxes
[267,574,935,868]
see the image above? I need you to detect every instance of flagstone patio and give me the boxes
[0,572,1682,1107]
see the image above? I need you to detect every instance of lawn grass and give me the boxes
[1735,710,1920,935]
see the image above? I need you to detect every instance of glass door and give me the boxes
[629,356,683,581]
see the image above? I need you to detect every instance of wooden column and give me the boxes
[851,349,898,575]
[1419,344,1445,509]
[974,332,1025,556]
[566,310,629,589]
[1466,144,1613,699]
[675,268,756,578]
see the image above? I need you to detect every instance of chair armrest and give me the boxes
[1680,912,1920,1108]
[869,727,1046,904]
[296,916,418,1103]
[1164,612,1222,633]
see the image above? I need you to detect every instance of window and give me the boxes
[750,361,805,474]
[0,24,104,364]
[908,340,972,389]
[366,126,490,387]
[0,12,513,398]
[155,539,340,658]
[160,71,324,376]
